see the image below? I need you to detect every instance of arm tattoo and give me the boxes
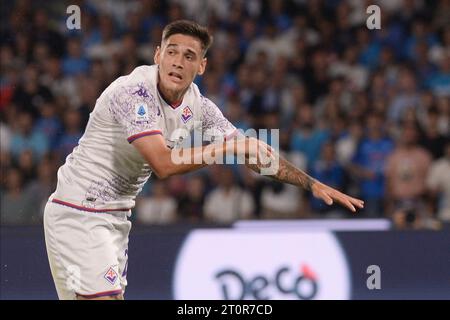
[246,155,317,191]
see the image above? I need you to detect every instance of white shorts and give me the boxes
[43,200,132,300]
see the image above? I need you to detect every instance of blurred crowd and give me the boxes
[0,0,449,229]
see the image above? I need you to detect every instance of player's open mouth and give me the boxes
[168,72,183,82]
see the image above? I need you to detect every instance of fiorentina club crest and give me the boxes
[104,267,118,285]
[181,106,193,123]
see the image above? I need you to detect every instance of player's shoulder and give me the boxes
[107,65,158,98]
[188,82,215,108]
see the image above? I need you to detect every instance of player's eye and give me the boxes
[185,54,193,61]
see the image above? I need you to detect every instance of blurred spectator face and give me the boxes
[356,28,370,46]
[80,79,100,107]
[33,42,50,64]
[226,100,242,122]
[415,41,428,61]
[372,72,385,91]
[398,69,417,92]
[436,96,449,113]
[37,159,54,183]
[39,101,56,118]
[402,108,418,125]
[344,47,358,64]
[6,169,22,192]
[64,110,81,132]
[67,38,82,58]
[99,15,115,41]
[330,116,345,136]
[297,104,314,128]
[254,51,269,69]
[264,25,277,39]
[122,34,137,54]
[23,64,39,84]
[16,112,33,135]
[439,55,450,72]
[15,32,30,57]
[293,15,307,29]
[330,78,344,95]
[443,27,450,47]
[81,11,94,32]
[18,149,34,171]
[265,113,280,129]
[218,168,234,189]
[321,142,336,163]
[291,83,306,104]
[373,98,388,114]
[401,124,418,146]
[379,47,394,66]
[270,0,284,14]
[44,57,61,78]
[127,12,142,33]
[154,34,207,96]
[203,72,219,94]
[349,121,363,139]
[420,91,435,109]
[237,64,251,87]
[336,2,350,28]
[242,20,257,40]
[187,176,204,199]
[90,60,105,80]
[168,3,183,21]
[312,50,328,69]
[150,25,163,46]
[412,20,427,38]
[152,181,167,198]
[445,143,450,160]
[366,114,383,138]
[252,68,267,91]
[34,9,48,30]
[1,45,15,68]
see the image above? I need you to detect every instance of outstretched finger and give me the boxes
[335,194,357,212]
[321,192,334,206]
[345,199,356,212]
[351,198,365,208]
[351,199,364,209]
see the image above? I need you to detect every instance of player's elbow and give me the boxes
[151,165,172,180]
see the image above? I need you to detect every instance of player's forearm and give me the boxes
[245,154,317,191]
[162,142,228,178]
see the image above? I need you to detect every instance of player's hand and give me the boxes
[234,137,274,165]
[311,181,364,212]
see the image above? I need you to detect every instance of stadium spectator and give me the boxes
[308,141,347,217]
[0,168,34,225]
[9,111,49,162]
[426,141,450,222]
[351,113,394,217]
[177,174,206,223]
[204,167,254,224]
[136,180,177,225]
[385,123,432,219]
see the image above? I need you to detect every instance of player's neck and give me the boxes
[157,82,185,108]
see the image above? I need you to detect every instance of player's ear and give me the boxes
[154,46,161,65]
[197,57,207,76]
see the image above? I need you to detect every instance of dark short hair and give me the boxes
[162,20,213,56]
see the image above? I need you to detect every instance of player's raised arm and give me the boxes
[244,139,365,213]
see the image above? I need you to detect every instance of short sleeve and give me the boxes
[200,96,238,142]
[108,83,163,143]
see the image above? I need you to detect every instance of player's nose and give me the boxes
[172,56,183,69]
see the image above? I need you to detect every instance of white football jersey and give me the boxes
[50,65,237,211]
